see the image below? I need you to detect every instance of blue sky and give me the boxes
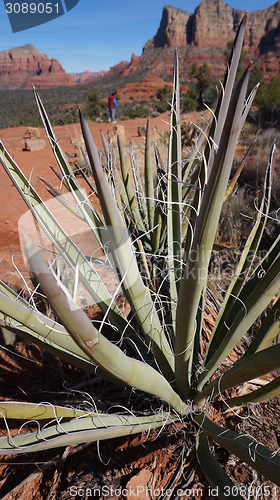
[0,0,277,73]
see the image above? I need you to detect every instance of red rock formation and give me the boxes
[121,53,141,77]
[191,0,243,49]
[152,6,191,48]
[116,77,172,103]
[1,1,279,90]
[69,70,106,84]
[106,0,280,82]
[192,0,280,70]
[0,44,75,89]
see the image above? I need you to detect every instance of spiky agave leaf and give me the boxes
[195,343,280,404]
[221,375,280,407]
[79,110,175,379]
[196,432,244,500]
[197,239,280,391]
[0,411,176,455]
[205,142,276,364]
[194,414,280,487]
[0,14,278,496]
[167,50,183,329]
[23,235,187,415]
[175,63,255,399]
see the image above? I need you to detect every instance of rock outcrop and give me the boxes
[190,0,244,49]
[0,44,75,89]
[148,1,280,56]
[107,0,280,81]
[153,6,191,48]
[69,70,106,84]
[116,77,173,103]
[1,1,279,90]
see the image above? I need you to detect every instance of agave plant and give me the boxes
[0,15,279,496]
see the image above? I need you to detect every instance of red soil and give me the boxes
[0,113,170,287]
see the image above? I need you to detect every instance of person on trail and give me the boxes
[108,91,118,123]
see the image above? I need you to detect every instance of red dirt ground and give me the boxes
[0,113,172,288]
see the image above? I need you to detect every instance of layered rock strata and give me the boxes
[0,44,75,89]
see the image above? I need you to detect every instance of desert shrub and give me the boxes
[255,71,280,128]
[0,17,279,497]
[183,62,217,111]
[85,90,107,121]
[183,87,199,112]
[127,104,150,119]
[155,84,172,112]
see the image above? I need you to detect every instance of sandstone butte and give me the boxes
[0,0,279,90]
[0,44,76,90]
[107,0,280,81]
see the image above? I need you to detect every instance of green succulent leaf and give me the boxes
[175,62,254,399]
[222,376,280,407]
[24,237,186,415]
[196,431,244,499]
[246,296,280,355]
[130,143,147,223]
[144,117,156,237]
[117,135,145,234]
[0,140,137,340]
[208,13,248,170]
[205,141,276,363]
[167,50,182,330]
[33,90,104,240]
[0,401,88,420]
[194,413,280,486]
[0,412,176,455]
[198,252,280,390]
[195,343,280,404]
[79,109,175,379]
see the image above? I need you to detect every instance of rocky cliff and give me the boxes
[1,1,279,90]
[153,6,191,48]
[69,70,107,84]
[107,0,280,82]
[0,44,75,89]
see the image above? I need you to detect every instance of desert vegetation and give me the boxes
[0,58,279,130]
[0,16,279,498]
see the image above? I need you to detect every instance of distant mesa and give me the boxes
[0,44,75,90]
[69,70,107,84]
[0,0,279,90]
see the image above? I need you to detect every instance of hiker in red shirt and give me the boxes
[108,91,118,123]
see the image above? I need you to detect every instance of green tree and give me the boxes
[257,71,280,127]
[183,63,215,112]
[155,85,172,112]
[86,90,105,120]
[189,62,211,107]
[183,88,199,112]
